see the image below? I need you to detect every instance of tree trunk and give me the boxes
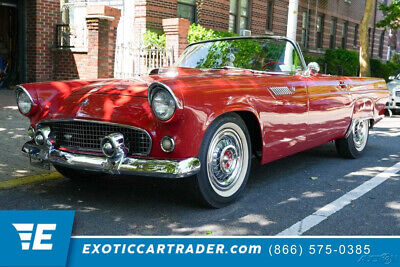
[359,0,375,77]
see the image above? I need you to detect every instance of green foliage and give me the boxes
[143,24,236,48]
[390,53,400,65]
[305,49,399,80]
[188,24,237,44]
[143,30,166,48]
[376,0,400,29]
[190,38,302,72]
[324,49,359,76]
[303,54,325,68]
[370,59,400,81]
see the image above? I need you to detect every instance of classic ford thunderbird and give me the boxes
[16,36,388,207]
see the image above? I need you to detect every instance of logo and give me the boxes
[79,98,89,107]
[13,223,56,251]
[0,211,74,267]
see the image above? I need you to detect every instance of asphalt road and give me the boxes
[0,89,399,236]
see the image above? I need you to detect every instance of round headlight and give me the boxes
[17,90,33,115]
[151,89,176,121]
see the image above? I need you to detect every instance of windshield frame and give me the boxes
[177,35,307,73]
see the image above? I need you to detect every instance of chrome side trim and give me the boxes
[37,119,153,156]
[22,141,200,178]
[148,82,183,110]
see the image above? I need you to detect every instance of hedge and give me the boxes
[305,50,400,81]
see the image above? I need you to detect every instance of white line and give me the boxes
[277,162,400,236]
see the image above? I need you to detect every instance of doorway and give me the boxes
[0,1,21,88]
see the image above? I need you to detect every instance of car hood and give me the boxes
[68,78,151,98]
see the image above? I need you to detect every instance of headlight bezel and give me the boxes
[15,86,36,116]
[148,82,182,122]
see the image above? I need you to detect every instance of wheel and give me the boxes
[53,164,106,181]
[385,109,393,117]
[193,114,251,208]
[335,119,369,159]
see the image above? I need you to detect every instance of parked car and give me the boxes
[16,36,389,208]
[386,74,400,115]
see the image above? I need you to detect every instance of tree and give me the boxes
[360,0,375,77]
[376,0,400,29]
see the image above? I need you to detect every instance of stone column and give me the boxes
[162,18,190,62]
[84,5,121,79]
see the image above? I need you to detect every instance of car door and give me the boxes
[259,74,309,163]
[306,74,353,146]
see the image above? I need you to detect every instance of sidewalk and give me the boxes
[0,90,52,181]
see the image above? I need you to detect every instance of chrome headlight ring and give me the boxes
[15,86,35,115]
[148,82,182,121]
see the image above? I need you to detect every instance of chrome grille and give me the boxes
[269,86,295,96]
[40,120,151,156]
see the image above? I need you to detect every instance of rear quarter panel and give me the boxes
[344,77,389,122]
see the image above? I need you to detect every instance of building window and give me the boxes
[177,0,196,23]
[329,18,337,49]
[354,24,359,47]
[266,0,274,31]
[341,21,348,48]
[301,11,310,48]
[229,0,250,33]
[316,14,324,49]
[379,31,385,58]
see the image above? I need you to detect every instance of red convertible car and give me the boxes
[16,36,388,208]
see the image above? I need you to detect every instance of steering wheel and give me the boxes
[262,61,284,71]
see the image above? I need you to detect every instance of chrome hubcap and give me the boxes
[207,128,244,192]
[353,119,368,151]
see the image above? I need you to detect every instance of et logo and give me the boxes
[12,223,56,251]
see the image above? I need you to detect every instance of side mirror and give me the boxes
[307,62,320,74]
[389,76,395,81]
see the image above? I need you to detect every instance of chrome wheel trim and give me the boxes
[206,122,249,198]
[353,119,369,152]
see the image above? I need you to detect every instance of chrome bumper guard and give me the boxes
[22,141,201,178]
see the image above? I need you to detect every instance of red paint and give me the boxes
[19,67,389,164]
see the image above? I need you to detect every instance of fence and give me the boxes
[114,43,175,78]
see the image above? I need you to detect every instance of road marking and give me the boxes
[0,172,63,189]
[277,162,400,236]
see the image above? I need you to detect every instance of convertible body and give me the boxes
[16,36,389,207]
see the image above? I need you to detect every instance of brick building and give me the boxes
[0,0,394,84]
[142,0,390,59]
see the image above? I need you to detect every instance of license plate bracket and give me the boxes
[29,153,50,170]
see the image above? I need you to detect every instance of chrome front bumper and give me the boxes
[22,141,201,178]
[386,100,400,110]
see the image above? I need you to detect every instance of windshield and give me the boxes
[175,37,304,74]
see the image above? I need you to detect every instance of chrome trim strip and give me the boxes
[37,119,153,156]
[22,141,201,178]
[15,85,35,104]
[148,82,184,110]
